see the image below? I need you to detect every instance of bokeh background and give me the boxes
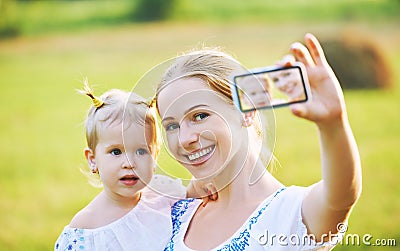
[0,0,399,250]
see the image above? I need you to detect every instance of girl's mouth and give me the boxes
[120,175,139,186]
[186,145,215,166]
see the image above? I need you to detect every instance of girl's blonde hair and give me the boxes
[155,48,274,169]
[82,85,161,159]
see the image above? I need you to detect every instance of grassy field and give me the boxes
[1,1,399,250]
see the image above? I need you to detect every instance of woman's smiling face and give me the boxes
[157,77,247,179]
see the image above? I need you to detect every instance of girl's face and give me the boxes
[157,77,248,180]
[91,122,154,199]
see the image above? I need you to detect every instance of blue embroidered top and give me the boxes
[165,186,340,251]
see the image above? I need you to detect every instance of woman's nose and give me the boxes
[178,122,199,149]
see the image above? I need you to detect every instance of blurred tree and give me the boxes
[0,0,19,38]
[131,0,176,22]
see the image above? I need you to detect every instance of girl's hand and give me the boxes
[200,183,218,207]
[186,178,218,206]
[285,33,347,128]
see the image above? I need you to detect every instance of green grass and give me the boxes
[172,0,400,23]
[0,1,399,250]
[2,0,399,37]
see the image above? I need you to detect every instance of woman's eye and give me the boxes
[110,149,122,156]
[283,72,291,77]
[136,148,149,156]
[165,123,179,131]
[193,112,209,122]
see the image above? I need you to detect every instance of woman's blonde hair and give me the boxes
[156,48,242,106]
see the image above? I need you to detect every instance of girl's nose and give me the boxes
[122,154,135,169]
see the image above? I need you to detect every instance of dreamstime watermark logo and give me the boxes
[258,223,397,247]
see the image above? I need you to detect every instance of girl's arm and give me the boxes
[287,33,362,240]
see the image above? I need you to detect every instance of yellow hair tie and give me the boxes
[149,98,156,108]
[87,92,104,108]
[80,78,104,108]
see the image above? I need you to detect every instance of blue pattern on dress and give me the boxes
[248,187,285,231]
[55,228,85,251]
[165,188,286,251]
[218,229,251,251]
[165,199,195,251]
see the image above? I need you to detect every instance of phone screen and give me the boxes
[232,64,310,112]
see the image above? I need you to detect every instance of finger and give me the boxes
[304,33,328,65]
[201,197,209,207]
[205,183,218,201]
[290,42,315,67]
[290,103,309,120]
[276,54,295,67]
[209,191,218,201]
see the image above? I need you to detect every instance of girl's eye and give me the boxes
[165,123,179,131]
[110,149,122,156]
[193,112,209,122]
[136,148,149,156]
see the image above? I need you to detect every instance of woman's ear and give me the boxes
[84,148,98,173]
[242,110,256,127]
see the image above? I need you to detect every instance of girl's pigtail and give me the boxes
[149,97,156,108]
[78,78,104,108]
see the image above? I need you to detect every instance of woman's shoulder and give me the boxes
[276,185,311,201]
[258,185,310,214]
[246,186,311,235]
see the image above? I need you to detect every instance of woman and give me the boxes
[155,33,362,250]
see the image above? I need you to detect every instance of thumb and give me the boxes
[290,104,308,119]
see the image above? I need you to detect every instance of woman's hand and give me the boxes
[285,33,347,128]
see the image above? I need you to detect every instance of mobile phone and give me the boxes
[232,62,311,112]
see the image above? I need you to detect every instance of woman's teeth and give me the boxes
[188,146,213,161]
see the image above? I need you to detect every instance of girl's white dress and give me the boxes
[54,175,186,251]
[165,186,344,251]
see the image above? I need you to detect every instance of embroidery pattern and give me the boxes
[248,187,285,230]
[55,228,85,250]
[165,199,195,251]
[166,188,286,250]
